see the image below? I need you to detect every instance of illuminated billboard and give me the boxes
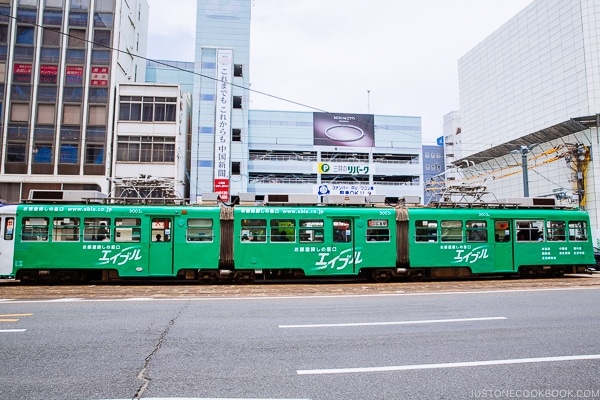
[313,112,374,147]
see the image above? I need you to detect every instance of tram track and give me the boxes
[0,274,599,300]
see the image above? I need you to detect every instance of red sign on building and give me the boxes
[214,178,230,203]
[90,66,109,87]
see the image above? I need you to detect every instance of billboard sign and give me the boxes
[313,112,374,147]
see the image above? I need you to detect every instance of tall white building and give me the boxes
[457,0,600,240]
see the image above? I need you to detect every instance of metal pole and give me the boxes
[521,146,529,197]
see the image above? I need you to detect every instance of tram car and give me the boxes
[0,193,595,284]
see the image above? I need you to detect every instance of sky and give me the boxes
[146,0,533,143]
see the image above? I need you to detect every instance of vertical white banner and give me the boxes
[213,49,233,202]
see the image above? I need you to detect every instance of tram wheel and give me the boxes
[234,270,256,284]
[371,269,392,283]
[198,271,218,285]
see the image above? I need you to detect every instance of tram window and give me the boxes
[494,221,510,242]
[53,217,80,242]
[333,219,351,243]
[270,219,295,242]
[4,217,14,240]
[415,220,437,242]
[83,218,110,241]
[367,219,389,242]
[21,217,49,242]
[441,220,462,242]
[151,218,171,242]
[546,220,566,241]
[241,218,266,242]
[187,218,213,242]
[299,219,324,243]
[568,221,588,241]
[516,220,544,241]
[466,220,487,242]
[115,218,141,243]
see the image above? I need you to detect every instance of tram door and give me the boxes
[148,217,174,276]
[493,220,515,272]
[331,218,357,275]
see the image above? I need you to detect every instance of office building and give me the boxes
[0,0,148,201]
[191,0,429,204]
[456,0,600,237]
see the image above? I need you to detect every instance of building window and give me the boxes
[94,12,113,28]
[43,9,63,25]
[65,49,85,64]
[88,105,106,125]
[10,103,29,122]
[70,0,89,10]
[69,12,88,27]
[233,96,242,109]
[11,85,31,101]
[33,125,54,164]
[60,126,80,164]
[37,104,56,124]
[88,88,108,103]
[232,162,240,175]
[85,143,104,165]
[91,49,110,65]
[232,128,241,141]
[116,136,176,163]
[93,29,111,48]
[234,64,243,77]
[16,7,37,24]
[40,48,60,62]
[68,28,87,48]
[119,96,176,122]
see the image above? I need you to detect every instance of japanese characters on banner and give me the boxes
[40,65,58,84]
[13,63,32,82]
[213,49,233,203]
[90,66,109,87]
[66,66,84,85]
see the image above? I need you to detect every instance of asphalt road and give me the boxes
[1,277,600,400]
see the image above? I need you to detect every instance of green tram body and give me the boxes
[233,205,397,279]
[10,202,596,283]
[406,207,595,278]
[13,204,222,281]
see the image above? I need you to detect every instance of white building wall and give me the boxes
[458,0,596,153]
[457,0,600,243]
[113,84,190,198]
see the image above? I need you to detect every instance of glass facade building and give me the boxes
[0,0,148,201]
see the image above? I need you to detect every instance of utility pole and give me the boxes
[513,145,536,197]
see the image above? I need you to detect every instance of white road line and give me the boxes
[280,316,507,329]
[0,329,27,333]
[297,354,600,375]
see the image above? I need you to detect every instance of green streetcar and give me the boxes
[0,198,594,284]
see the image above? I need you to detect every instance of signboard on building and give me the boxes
[313,112,374,147]
[90,66,109,87]
[317,162,373,175]
[40,65,58,84]
[213,49,233,202]
[66,66,84,85]
[315,183,375,196]
[13,63,32,82]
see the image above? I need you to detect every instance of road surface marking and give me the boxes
[280,316,506,328]
[0,329,26,333]
[297,354,600,375]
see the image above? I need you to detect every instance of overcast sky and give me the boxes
[146,0,533,143]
